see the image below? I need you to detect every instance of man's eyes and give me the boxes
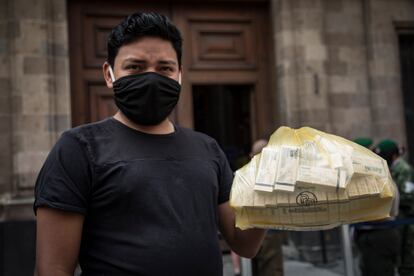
[124,64,175,74]
[125,64,143,70]
[160,66,174,72]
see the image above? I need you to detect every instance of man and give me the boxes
[250,140,285,276]
[374,139,414,276]
[34,12,266,276]
[354,138,400,276]
[230,139,285,276]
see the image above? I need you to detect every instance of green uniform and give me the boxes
[392,158,414,212]
[392,158,414,276]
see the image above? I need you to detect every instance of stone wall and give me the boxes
[273,0,331,131]
[325,0,372,138]
[0,0,12,199]
[0,0,71,220]
[272,0,414,146]
[365,0,414,142]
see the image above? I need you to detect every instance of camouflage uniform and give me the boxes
[392,158,414,276]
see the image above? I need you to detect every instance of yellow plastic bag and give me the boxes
[230,126,397,231]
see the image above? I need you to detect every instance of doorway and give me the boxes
[193,85,253,170]
[399,32,414,164]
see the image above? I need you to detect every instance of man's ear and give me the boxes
[103,62,114,89]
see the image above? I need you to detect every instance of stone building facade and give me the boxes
[0,0,412,274]
[274,0,411,141]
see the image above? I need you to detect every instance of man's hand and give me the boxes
[218,202,266,258]
[35,207,84,276]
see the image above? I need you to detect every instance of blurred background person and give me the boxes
[354,137,401,276]
[230,251,242,276]
[230,139,285,276]
[375,139,414,276]
[250,139,285,276]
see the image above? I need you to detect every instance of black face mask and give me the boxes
[113,72,181,126]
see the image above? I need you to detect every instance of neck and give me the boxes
[113,111,175,135]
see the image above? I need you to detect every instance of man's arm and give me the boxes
[218,202,266,258]
[35,207,84,276]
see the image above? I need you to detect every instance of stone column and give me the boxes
[0,0,70,274]
[271,0,411,142]
[0,0,13,202]
[272,0,332,132]
[0,0,71,220]
[323,0,372,139]
[364,0,413,144]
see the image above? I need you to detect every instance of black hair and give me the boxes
[107,12,183,68]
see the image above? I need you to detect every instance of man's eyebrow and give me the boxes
[158,60,177,66]
[122,58,146,64]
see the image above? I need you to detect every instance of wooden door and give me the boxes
[68,1,275,140]
[68,0,170,126]
[173,2,274,140]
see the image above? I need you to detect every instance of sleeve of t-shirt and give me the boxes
[214,143,234,205]
[34,131,93,215]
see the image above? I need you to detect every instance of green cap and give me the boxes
[374,139,398,154]
[353,137,373,148]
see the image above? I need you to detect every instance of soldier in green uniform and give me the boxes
[375,139,414,276]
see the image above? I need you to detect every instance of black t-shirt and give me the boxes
[34,118,233,276]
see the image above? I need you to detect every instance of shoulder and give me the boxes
[65,118,113,140]
[55,118,114,159]
[60,118,114,149]
[177,126,215,142]
[177,126,221,153]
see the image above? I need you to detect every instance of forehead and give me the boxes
[115,37,177,63]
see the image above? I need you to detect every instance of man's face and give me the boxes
[103,36,181,88]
